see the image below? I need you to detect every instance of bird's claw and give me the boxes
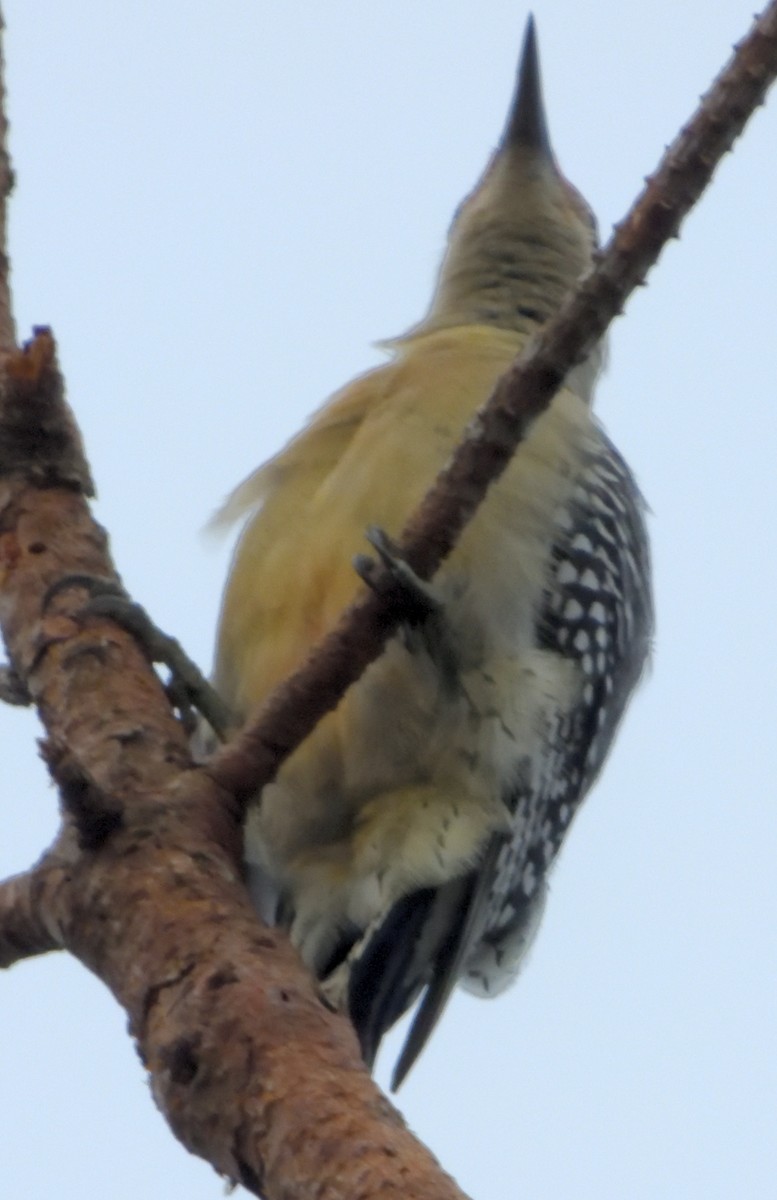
[354,526,439,624]
[43,574,235,741]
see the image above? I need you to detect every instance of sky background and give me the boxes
[2,3,776,1197]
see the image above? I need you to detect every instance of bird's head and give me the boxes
[416,17,598,339]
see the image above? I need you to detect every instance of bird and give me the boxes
[211,16,652,1089]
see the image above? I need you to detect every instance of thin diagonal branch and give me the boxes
[209,1,777,804]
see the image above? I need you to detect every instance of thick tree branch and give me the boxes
[0,329,471,1198]
[0,332,470,1199]
[208,1,777,805]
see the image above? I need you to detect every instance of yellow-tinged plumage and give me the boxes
[216,324,591,950]
[211,18,652,1086]
[215,326,589,707]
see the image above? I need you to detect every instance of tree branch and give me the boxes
[0,329,471,1199]
[0,852,66,965]
[209,1,777,807]
[0,6,14,357]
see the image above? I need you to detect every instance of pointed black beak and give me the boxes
[501,15,553,158]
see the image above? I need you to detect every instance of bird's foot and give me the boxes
[354,526,439,624]
[43,574,235,741]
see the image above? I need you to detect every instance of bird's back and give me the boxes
[213,323,650,1081]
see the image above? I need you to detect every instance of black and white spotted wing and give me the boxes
[349,428,652,1088]
[461,428,653,996]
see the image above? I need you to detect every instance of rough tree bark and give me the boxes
[1,6,777,1199]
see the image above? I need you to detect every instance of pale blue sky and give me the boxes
[2,3,776,1198]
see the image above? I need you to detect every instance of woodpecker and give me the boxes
[212,17,652,1088]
